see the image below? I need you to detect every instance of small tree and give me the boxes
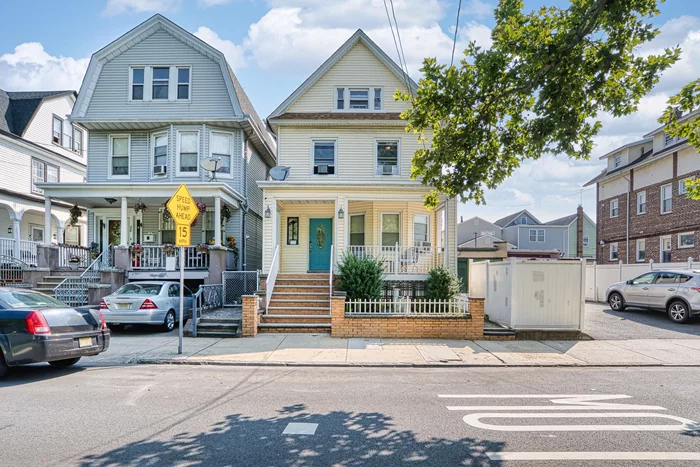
[336,253,384,300]
[425,267,461,301]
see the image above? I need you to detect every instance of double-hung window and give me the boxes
[610,242,619,261]
[31,159,59,194]
[376,140,399,175]
[177,131,199,176]
[678,232,695,249]
[203,209,222,245]
[613,155,622,168]
[312,140,335,175]
[109,135,130,178]
[414,214,429,246]
[636,239,646,262]
[637,191,646,214]
[665,132,679,147]
[349,214,365,246]
[610,198,619,218]
[679,179,689,195]
[583,235,589,247]
[52,116,62,145]
[348,88,369,109]
[661,184,672,213]
[374,88,382,110]
[152,133,168,175]
[336,88,345,109]
[529,229,545,242]
[177,67,190,100]
[152,67,169,100]
[211,132,232,175]
[381,213,400,247]
[131,68,144,100]
[72,127,83,155]
[160,209,175,243]
[62,121,72,149]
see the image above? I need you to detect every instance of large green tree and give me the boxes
[399,0,680,208]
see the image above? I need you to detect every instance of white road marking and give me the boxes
[487,452,700,461]
[438,394,632,399]
[463,412,700,432]
[283,423,318,435]
[448,404,666,411]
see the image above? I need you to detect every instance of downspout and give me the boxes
[241,134,248,271]
[623,175,630,264]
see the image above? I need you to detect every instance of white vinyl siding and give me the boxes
[176,131,199,177]
[637,191,646,214]
[661,184,672,214]
[108,135,130,179]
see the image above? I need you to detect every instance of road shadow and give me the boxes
[80,403,504,466]
[0,363,86,387]
[109,324,178,336]
[601,307,700,337]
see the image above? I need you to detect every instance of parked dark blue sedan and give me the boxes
[0,288,110,378]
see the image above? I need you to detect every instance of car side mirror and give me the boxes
[626,280,633,285]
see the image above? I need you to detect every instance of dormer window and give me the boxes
[613,155,622,168]
[520,216,527,225]
[335,87,382,110]
[130,66,191,102]
[665,132,679,147]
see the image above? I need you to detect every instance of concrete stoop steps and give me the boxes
[193,318,240,338]
[31,275,71,296]
[260,274,332,333]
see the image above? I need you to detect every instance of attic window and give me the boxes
[177,67,190,100]
[52,116,62,145]
[614,155,622,168]
[131,68,144,100]
[152,67,170,100]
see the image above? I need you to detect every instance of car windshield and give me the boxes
[0,291,68,309]
[115,284,163,295]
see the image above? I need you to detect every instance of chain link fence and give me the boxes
[222,271,260,306]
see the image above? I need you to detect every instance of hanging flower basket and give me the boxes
[221,204,232,223]
[226,236,239,264]
[131,244,144,254]
[196,243,209,253]
[196,202,207,214]
[69,204,82,227]
[163,243,175,254]
[133,200,148,214]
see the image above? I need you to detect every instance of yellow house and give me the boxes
[258,30,458,330]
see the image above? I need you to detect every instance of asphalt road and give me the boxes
[2,364,699,466]
[584,302,700,340]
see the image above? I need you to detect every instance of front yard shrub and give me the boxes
[425,267,461,301]
[337,252,384,300]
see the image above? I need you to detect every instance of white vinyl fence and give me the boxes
[470,259,585,330]
[585,258,696,302]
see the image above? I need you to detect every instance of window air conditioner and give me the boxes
[154,165,167,175]
[317,164,329,175]
[381,164,395,175]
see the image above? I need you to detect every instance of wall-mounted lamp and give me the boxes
[337,207,344,219]
[265,206,272,218]
[599,240,605,246]
[7,226,12,234]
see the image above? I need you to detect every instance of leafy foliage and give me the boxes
[425,268,461,301]
[337,253,384,300]
[658,78,700,200]
[398,0,680,208]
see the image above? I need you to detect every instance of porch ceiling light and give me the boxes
[105,198,117,205]
[338,207,345,219]
[265,206,272,218]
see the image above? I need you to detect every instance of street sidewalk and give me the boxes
[85,333,700,367]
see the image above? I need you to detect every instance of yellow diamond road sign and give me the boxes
[167,184,199,246]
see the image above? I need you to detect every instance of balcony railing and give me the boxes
[339,245,444,275]
[131,245,210,270]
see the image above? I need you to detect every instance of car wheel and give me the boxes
[0,350,7,378]
[668,301,691,324]
[163,310,176,332]
[49,357,81,368]
[609,292,625,311]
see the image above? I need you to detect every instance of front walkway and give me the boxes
[86,333,700,367]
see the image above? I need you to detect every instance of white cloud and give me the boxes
[194,26,247,70]
[102,0,181,16]
[0,42,89,91]
[464,0,494,19]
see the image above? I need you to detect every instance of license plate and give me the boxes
[116,303,131,310]
[78,337,92,348]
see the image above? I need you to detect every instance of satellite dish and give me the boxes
[269,166,290,181]
[201,157,221,181]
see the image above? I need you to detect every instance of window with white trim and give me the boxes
[131,68,144,100]
[376,140,399,175]
[679,179,689,195]
[661,184,672,213]
[109,135,130,178]
[381,213,400,247]
[72,127,83,155]
[336,88,345,109]
[160,208,175,244]
[348,88,369,109]
[152,133,168,175]
[349,214,365,246]
[438,209,445,249]
[520,216,527,225]
[678,232,695,249]
[52,116,62,145]
[613,155,622,168]
[636,239,646,262]
[610,242,618,261]
[665,132,679,147]
[529,229,545,242]
[583,235,589,246]
[610,198,619,218]
[414,214,429,246]
[374,88,382,110]
[62,121,72,149]
[152,67,169,100]
[637,191,646,214]
[177,67,190,100]
[312,140,335,175]
[210,132,232,176]
[31,159,59,194]
[177,131,199,176]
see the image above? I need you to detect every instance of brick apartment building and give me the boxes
[585,110,700,264]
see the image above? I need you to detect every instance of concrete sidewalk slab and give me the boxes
[605,339,700,364]
[544,340,664,365]
[475,340,586,365]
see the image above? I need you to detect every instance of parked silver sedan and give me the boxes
[606,270,700,323]
[100,281,193,332]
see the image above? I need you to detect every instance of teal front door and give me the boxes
[309,218,332,271]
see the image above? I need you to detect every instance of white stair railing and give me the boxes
[329,244,334,295]
[54,245,113,307]
[265,245,280,312]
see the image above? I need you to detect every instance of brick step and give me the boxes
[273,286,330,293]
[257,323,332,333]
[277,273,329,279]
[267,305,329,311]
[276,278,329,286]
[265,308,331,316]
[271,292,330,300]
[194,330,239,338]
[261,315,332,325]
[269,299,329,307]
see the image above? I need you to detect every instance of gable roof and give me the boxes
[71,14,275,166]
[267,29,417,122]
[0,89,76,136]
[545,213,578,226]
[494,210,541,228]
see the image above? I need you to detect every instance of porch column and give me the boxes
[120,197,128,247]
[214,196,222,246]
[44,197,52,245]
[12,218,21,260]
[335,196,347,268]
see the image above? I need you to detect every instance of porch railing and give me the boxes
[58,244,91,268]
[54,247,112,307]
[192,284,223,337]
[131,245,210,270]
[340,245,445,275]
[345,296,469,317]
[265,245,280,310]
[0,239,40,265]
[0,255,30,287]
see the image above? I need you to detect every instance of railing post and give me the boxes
[394,242,399,275]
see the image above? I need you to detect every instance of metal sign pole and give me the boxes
[178,245,185,354]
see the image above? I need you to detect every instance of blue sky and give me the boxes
[1,0,698,223]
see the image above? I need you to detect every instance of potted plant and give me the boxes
[196,201,207,214]
[221,204,232,223]
[226,236,239,264]
[163,243,175,254]
[133,199,147,214]
[196,243,209,253]
[68,254,81,270]
[131,243,144,254]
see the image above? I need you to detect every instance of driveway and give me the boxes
[584,301,700,340]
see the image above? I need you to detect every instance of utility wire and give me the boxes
[383,0,414,100]
[450,0,463,67]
